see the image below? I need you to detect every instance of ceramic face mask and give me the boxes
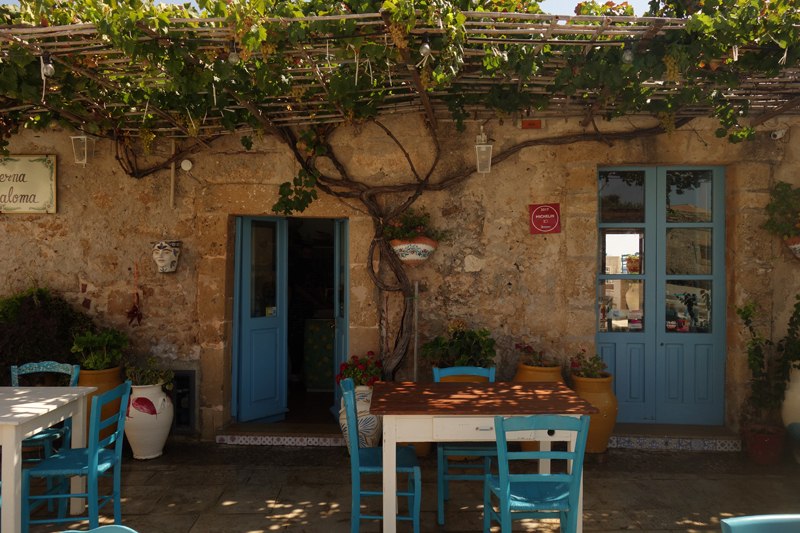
[152,241,181,273]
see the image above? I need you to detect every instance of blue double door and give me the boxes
[233,217,350,422]
[596,167,725,425]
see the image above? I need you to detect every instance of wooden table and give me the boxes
[370,381,599,533]
[0,386,96,533]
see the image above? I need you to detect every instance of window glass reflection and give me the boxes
[666,170,712,222]
[599,171,645,223]
[601,229,644,274]
[666,228,712,275]
[665,280,711,333]
[598,280,643,332]
[251,221,277,318]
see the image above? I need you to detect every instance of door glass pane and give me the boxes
[337,226,345,319]
[598,280,643,332]
[665,280,711,333]
[251,221,277,318]
[666,228,712,275]
[601,229,644,274]
[666,170,712,222]
[599,170,645,223]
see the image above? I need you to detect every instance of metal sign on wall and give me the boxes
[529,203,561,234]
[0,155,57,213]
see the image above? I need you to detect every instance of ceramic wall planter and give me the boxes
[125,384,174,459]
[785,237,800,260]
[781,366,800,464]
[389,236,438,266]
[78,366,123,443]
[570,372,618,454]
[743,425,786,465]
[339,385,382,453]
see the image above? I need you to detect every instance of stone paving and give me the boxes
[27,440,800,533]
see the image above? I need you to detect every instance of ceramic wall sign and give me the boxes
[152,241,182,273]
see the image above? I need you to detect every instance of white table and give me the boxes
[370,381,599,533]
[0,386,96,533]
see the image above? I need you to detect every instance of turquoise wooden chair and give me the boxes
[21,381,132,533]
[434,366,497,525]
[12,361,80,511]
[721,515,800,532]
[63,526,140,533]
[483,414,590,533]
[340,378,421,533]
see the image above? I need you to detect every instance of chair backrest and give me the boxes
[721,515,800,533]
[340,378,362,471]
[433,366,496,382]
[494,414,590,510]
[88,381,132,459]
[63,526,140,533]
[11,362,80,387]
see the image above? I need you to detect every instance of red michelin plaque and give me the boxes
[529,204,561,234]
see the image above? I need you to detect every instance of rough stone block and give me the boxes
[197,279,227,323]
[565,217,597,260]
[349,216,375,265]
[349,326,381,357]
[348,267,379,328]
[200,347,224,405]
[197,214,231,257]
[726,162,773,193]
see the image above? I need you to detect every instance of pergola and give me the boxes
[1,5,799,146]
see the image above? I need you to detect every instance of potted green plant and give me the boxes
[335,351,384,452]
[124,357,175,459]
[512,342,564,384]
[735,301,793,464]
[382,206,450,266]
[71,328,128,441]
[569,349,618,454]
[421,319,497,372]
[763,181,800,260]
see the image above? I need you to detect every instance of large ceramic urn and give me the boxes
[125,384,174,459]
[781,366,800,464]
[339,385,382,453]
[570,372,618,454]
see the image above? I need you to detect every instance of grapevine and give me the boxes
[419,64,432,91]
[138,127,156,156]
[388,23,408,51]
[261,42,278,58]
[657,111,676,136]
[663,55,680,81]
[290,86,305,101]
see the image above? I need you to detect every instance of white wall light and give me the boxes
[71,135,96,166]
[475,125,492,174]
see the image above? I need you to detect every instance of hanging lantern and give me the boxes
[475,126,492,174]
[71,135,96,166]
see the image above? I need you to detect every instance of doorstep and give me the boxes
[216,421,345,447]
[610,423,742,452]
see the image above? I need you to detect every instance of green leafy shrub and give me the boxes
[71,328,129,371]
[382,206,450,242]
[0,286,92,384]
[126,357,174,390]
[764,181,800,240]
[421,319,496,369]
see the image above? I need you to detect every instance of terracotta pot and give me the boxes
[125,384,174,460]
[78,366,123,444]
[743,425,786,465]
[570,372,618,454]
[513,362,564,452]
[781,366,800,464]
[785,237,800,261]
[389,236,438,266]
[339,385,382,453]
[438,372,489,460]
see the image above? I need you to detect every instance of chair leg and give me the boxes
[88,472,99,529]
[500,498,512,533]
[114,462,122,523]
[412,467,421,533]
[22,470,31,533]
[482,481,491,533]
[43,438,55,512]
[437,444,445,525]
[351,477,360,533]
[57,476,69,519]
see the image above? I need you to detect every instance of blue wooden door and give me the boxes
[596,167,725,425]
[234,217,288,422]
[331,220,350,416]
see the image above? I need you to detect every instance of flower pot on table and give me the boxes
[570,372,618,454]
[389,237,438,266]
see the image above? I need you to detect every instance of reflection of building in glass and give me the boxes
[665,282,711,333]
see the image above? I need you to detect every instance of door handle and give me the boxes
[660,343,664,346]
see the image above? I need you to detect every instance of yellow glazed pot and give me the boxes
[513,362,564,451]
[77,366,124,443]
[570,372,618,454]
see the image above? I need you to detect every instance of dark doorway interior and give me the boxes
[285,218,336,424]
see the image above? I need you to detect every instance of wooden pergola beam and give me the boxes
[583,18,611,56]
[636,19,665,53]
[292,40,351,123]
[380,9,438,130]
[751,95,800,126]
[225,90,282,138]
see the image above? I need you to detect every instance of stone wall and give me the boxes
[1,114,798,438]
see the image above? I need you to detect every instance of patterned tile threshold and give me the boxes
[610,423,742,452]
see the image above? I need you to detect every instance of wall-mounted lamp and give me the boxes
[475,125,492,174]
[40,53,55,77]
[228,40,240,65]
[419,32,431,57]
[71,135,96,166]
[622,42,634,65]
[181,159,193,171]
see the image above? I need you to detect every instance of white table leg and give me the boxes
[538,440,551,474]
[382,415,397,533]
[70,395,88,515]
[2,425,23,533]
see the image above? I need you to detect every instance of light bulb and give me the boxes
[42,62,55,77]
[419,42,431,57]
[622,44,634,65]
[228,51,240,65]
